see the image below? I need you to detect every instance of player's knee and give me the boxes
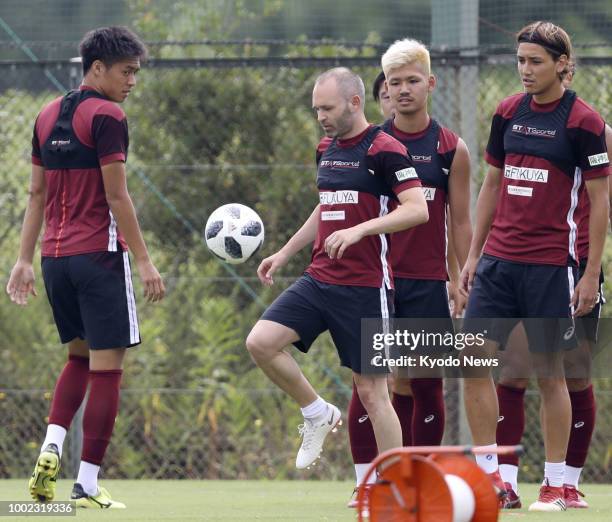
[355,381,388,415]
[498,377,529,389]
[535,376,567,396]
[565,377,591,392]
[392,377,412,396]
[245,331,274,362]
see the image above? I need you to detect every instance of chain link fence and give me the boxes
[1,386,610,483]
[1,3,611,486]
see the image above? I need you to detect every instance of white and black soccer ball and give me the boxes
[204,203,264,264]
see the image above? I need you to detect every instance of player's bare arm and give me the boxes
[101,161,165,302]
[6,164,46,306]
[448,138,472,268]
[257,204,320,285]
[460,165,501,294]
[573,175,609,316]
[606,124,612,225]
[324,185,428,259]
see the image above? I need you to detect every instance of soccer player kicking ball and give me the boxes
[6,27,165,508]
[246,67,428,471]
[495,62,612,509]
[460,21,609,512]
[346,40,472,507]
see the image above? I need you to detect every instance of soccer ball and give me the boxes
[204,203,265,264]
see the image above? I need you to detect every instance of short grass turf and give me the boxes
[0,480,610,521]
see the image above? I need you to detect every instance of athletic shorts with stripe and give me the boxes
[464,254,577,353]
[260,273,393,373]
[42,251,140,349]
[575,260,605,343]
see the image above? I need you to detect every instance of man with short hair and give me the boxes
[347,41,472,507]
[246,67,428,470]
[7,26,165,509]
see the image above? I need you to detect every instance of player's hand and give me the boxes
[6,260,37,306]
[324,227,364,259]
[136,258,165,303]
[459,255,479,298]
[257,251,289,286]
[572,272,599,317]
[447,282,467,318]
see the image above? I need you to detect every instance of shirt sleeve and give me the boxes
[31,117,43,166]
[370,136,421,196]
[572,113,609,180]
[485,109,507,168]
[92,114,129,166]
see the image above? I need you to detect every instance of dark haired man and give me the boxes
[7,26,164,509]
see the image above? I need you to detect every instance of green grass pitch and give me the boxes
[0,480,610,521]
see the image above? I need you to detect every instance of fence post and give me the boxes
[432,0,479,446]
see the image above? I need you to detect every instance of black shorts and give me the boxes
[464,255,577,353]
[260,273,393,373]
[575,261,605,343]
[394,278,454,355]
[42,251,140,350]
[394,278,451,319]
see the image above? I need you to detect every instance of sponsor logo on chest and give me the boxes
[507,185,533,197]
[319,159,360,169]
[511,124,557,138]
[319,190,359,205]
[412,154,432,163]
[504,164,549,183]
[422,187,436,201]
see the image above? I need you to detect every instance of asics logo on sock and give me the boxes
[497,416,504,423]
[424,415,435,423]
[358,415,369,423]
[574,421,585,428]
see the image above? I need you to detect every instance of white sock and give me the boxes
[474,444,498,474]
[499,464,519,494]
[354,464,377,486]
[544,461,565,488]
[77,461,100,496]
[300,397,327,420]
[41,424,67,458]
[564,465,582,488]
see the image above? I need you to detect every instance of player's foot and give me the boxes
[295,403,342,469]
[71,483,126,509]
[528,480,566,511]
[347,484,373,509]
[564,484,588,508]
[502,482,521,509]
[28,443,60,502]
[487,470,507,506]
